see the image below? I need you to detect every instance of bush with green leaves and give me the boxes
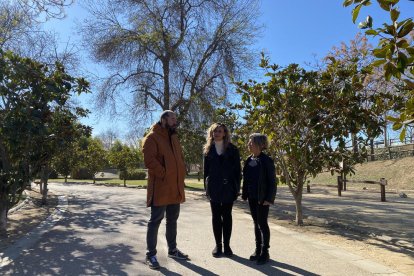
[71,168,94,180]
[119,170,146,180]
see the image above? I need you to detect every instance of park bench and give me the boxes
[337,176,387,202]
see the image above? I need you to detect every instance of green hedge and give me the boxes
[120,169,147,180]
[71,168,94,179]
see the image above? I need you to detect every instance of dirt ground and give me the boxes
[271,217,413,275]
[1,187,413,275]
[0,188,58,252]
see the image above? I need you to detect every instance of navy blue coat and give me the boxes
[242,153,277,204]
[203,143,241,204]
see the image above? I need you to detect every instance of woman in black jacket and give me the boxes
[203,123,241,258]
[242,133,277,265]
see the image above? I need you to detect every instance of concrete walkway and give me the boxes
[0,183,410,275]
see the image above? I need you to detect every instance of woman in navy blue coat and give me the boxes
[203,123,241,257]
[242,133,277,265]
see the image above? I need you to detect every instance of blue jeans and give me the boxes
[146,204,180,257]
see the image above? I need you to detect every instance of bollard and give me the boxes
[380,178,387,202]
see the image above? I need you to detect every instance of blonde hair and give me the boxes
[203,123,231,155]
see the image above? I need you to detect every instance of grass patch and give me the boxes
[310,156,414,190]
[49,178,147,186]
[49,177,205,190]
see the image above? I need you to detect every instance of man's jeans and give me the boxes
[146,204,180,257]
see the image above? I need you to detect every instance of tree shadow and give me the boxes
[169,259,219,276]
[0,194,149,275]
[230,254,319,276]
[228,187,414,258]
[0,229,135,275]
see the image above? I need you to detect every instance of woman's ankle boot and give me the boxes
[257,247,269,265]
[224,243,233,256]
[249,246,261,261]
[212,244,222,257]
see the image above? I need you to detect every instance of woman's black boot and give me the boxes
[223,243,233,257]
[256,247,269,265]
[212,244,222,257]
[249,246,261,261]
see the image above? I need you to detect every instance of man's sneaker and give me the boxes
[168,248,189,260]
[146,255,160,270]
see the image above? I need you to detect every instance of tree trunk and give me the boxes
[163,59,171,110]
[294,193,303,225]
[352,133,358,154]
[42,182,48,205]
[64,176,68,183]
[0,197,8,236]
[41,164,50,205]
[384,122,388,147]
[370,138,375,161]
[124,179,126,187]
[293,179,304,225]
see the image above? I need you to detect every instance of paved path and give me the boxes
[0,183,407,275]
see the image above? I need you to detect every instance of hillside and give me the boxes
[310,156,414,191]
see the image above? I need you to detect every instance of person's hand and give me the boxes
[263,201,271,206]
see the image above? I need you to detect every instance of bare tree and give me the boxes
[324,33,403,150]
[0,2,32,48]
[0,1,79,72]
[97,129,119,150]
[124,127,146,149]
[81,0,261,122]
[16,0,74,21]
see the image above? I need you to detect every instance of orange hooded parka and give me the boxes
[142,123,186,207]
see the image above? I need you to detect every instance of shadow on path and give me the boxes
[230,254,319,276]
[0,195,144,275]
[169,259,219,276]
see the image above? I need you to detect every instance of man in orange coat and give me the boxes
[142,110,188,270]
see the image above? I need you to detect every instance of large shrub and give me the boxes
[119,170,146,180]
[71,168,94,180]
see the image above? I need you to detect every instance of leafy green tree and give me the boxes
[236,57,383,225]
[108,140,141,186]
[343,0,414,139]
[0,50,89,234]
[52,140,82,183]
[179,120,205,176]
[35,108,90,204]
[76,137,107,184]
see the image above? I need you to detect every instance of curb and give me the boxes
[0,195,68,268]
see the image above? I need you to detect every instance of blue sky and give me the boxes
[43,0,413,137]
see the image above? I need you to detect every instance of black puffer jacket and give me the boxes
[204,143,241,204]
[242,153,277,204]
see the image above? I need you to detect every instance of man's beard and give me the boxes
[167,123,178,134]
